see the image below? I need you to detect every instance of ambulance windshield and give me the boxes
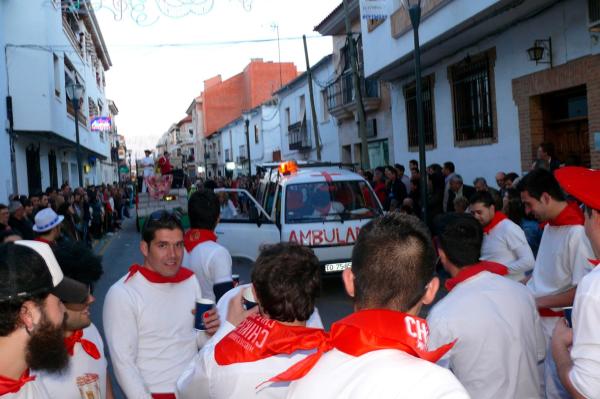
[285,181,382,223]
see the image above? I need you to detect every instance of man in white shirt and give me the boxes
[183,190,234,302]
[552,166,600,398]
[141,149,155,192]
[517,168,595,398]
[176,242,325,399]
[284,213,469,399]
[469,191,535,281]
[0,241,89,399]
[37,241,114,399]
[427,214,545,399]
[103,211,220,399]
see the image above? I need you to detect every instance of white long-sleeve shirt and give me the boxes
[37,323,107,399]
[480,218,535,281]
[285,349,469,399]
[427,271,545,399]
[183,241,232,302]
[569,264,600,398]
[103,270,208,399]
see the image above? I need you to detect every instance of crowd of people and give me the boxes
[0,182,134,247]
[2,143,600,398]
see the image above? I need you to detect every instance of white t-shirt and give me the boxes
[527,224,594,299]
[102,269,208,398]
[183,240,233,302]
[286,349,469,399]
[37,324,107,399]
[141,156,155,177]
[427,271,545,399]
[569,263,600,398]
[0,378,51,399]
[480,218,535,281]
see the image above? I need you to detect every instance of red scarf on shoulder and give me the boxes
[64,329,101,360]
[184,229,217,252]
[0,370,35,395]
[483,212,508,234]
[549,201,585,227]
[124,264,194,283]
[445,261,509,291]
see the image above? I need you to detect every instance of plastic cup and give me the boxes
[194,298,215,331]
[242,286,258,310]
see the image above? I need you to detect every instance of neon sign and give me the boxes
[91,117,111,132]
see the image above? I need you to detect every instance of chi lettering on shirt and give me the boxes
[36,323,107,399]
[0,371,51,399]
[102,266,208,398]
[427,269,545,399]
[568,261,600,398]
[481,216,535,281]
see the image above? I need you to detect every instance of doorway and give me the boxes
[541,85,590,166]
[26,144,42,195]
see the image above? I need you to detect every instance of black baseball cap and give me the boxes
[0,241,89,304]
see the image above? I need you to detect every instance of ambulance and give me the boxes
[214,161,384,274]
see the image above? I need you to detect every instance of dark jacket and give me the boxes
[446,184,476,213]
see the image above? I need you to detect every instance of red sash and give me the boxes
[549,201,584,227]
[124,264,194,283]
[64,329,101,360]
[0,370,35,395]
[151,394,175,399]
[264,309,455,386]
[483,212,508,234]
[445,261,509,291]
[215,314,327,366]
[184,229,217,252]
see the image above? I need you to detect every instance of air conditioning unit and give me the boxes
[590,0,600,31]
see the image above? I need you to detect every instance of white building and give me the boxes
[275,54,341,163]
[0,0,112,198]
[359,0,600,185]
[316,1,395,169]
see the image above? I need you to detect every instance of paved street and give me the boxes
[90,213,353,398]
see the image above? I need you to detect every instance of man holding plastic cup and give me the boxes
[103,211,220,399]
[552,167,600,398]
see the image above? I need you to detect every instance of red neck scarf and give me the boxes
[184,229,217,252]
[263,309,455,387]
[33,237,54,245]
[589,259,600,267]
[445,261,509,291]
[64,329,101,360]
[483,212,508,234]
[549,201,584,227]
[124,264,194,284]
[215,314,327,366]
[0,370,36,395]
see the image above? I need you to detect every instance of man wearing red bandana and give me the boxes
[427,214,544,399]
[470,191,535,281]
[103,211,220,399]
[284,213,468,398]
[0,241,89,399]
[176,242,323,398]
[182,190,234,302]
[517,168,594,398]
[552,167,600,398]
[36,242,114,399]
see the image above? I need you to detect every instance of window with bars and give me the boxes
[404,76,436,150]
[449,50,497,144]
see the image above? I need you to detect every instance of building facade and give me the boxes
[359,0,600,185]
[1,0,113,198]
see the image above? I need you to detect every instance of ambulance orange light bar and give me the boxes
[279,160,298,175]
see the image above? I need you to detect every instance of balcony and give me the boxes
[288,120,311,151]
[325,71,381,120]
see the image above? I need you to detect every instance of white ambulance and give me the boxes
[214,161,384,274]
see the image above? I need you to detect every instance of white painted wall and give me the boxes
[0,1,13,202]
[364,0,600,187]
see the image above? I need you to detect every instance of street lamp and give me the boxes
[66,82,85,188]
[244,116,251,176]
[402,0,428,223]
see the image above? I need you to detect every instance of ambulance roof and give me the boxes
[278,166,364,185]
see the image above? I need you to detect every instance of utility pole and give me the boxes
[303,35,322,161]
[343,0,370,170]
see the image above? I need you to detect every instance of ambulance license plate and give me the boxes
[324,262,351,273]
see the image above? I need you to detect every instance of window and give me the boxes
[321,90,330,122]
[53,54,61,97]
[299,95,306,121]
[404,75,436,150]
[285,107,290,127]
[254,125,259,144]
[449,50,497,145]
[88,96,98,120]
[589,0,600,27]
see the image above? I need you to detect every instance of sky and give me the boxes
[94,0,342,159]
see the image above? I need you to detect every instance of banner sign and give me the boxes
[360,0,389,20]
[91,117,111,132]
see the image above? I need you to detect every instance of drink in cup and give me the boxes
[232,274,240,287]
[194,298,215,331]
[242,286,258,310]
